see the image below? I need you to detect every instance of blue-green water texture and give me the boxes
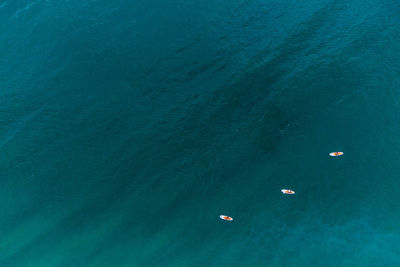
[1,0,400,266]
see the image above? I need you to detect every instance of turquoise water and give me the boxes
[1,0,400,266]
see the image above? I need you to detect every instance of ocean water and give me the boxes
[1,0,400,266]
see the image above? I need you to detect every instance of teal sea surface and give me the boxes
[1,0,400,266]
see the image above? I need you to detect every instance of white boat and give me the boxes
[329,151,344,157]
[219,215,233,221]
[281,189,295,194]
